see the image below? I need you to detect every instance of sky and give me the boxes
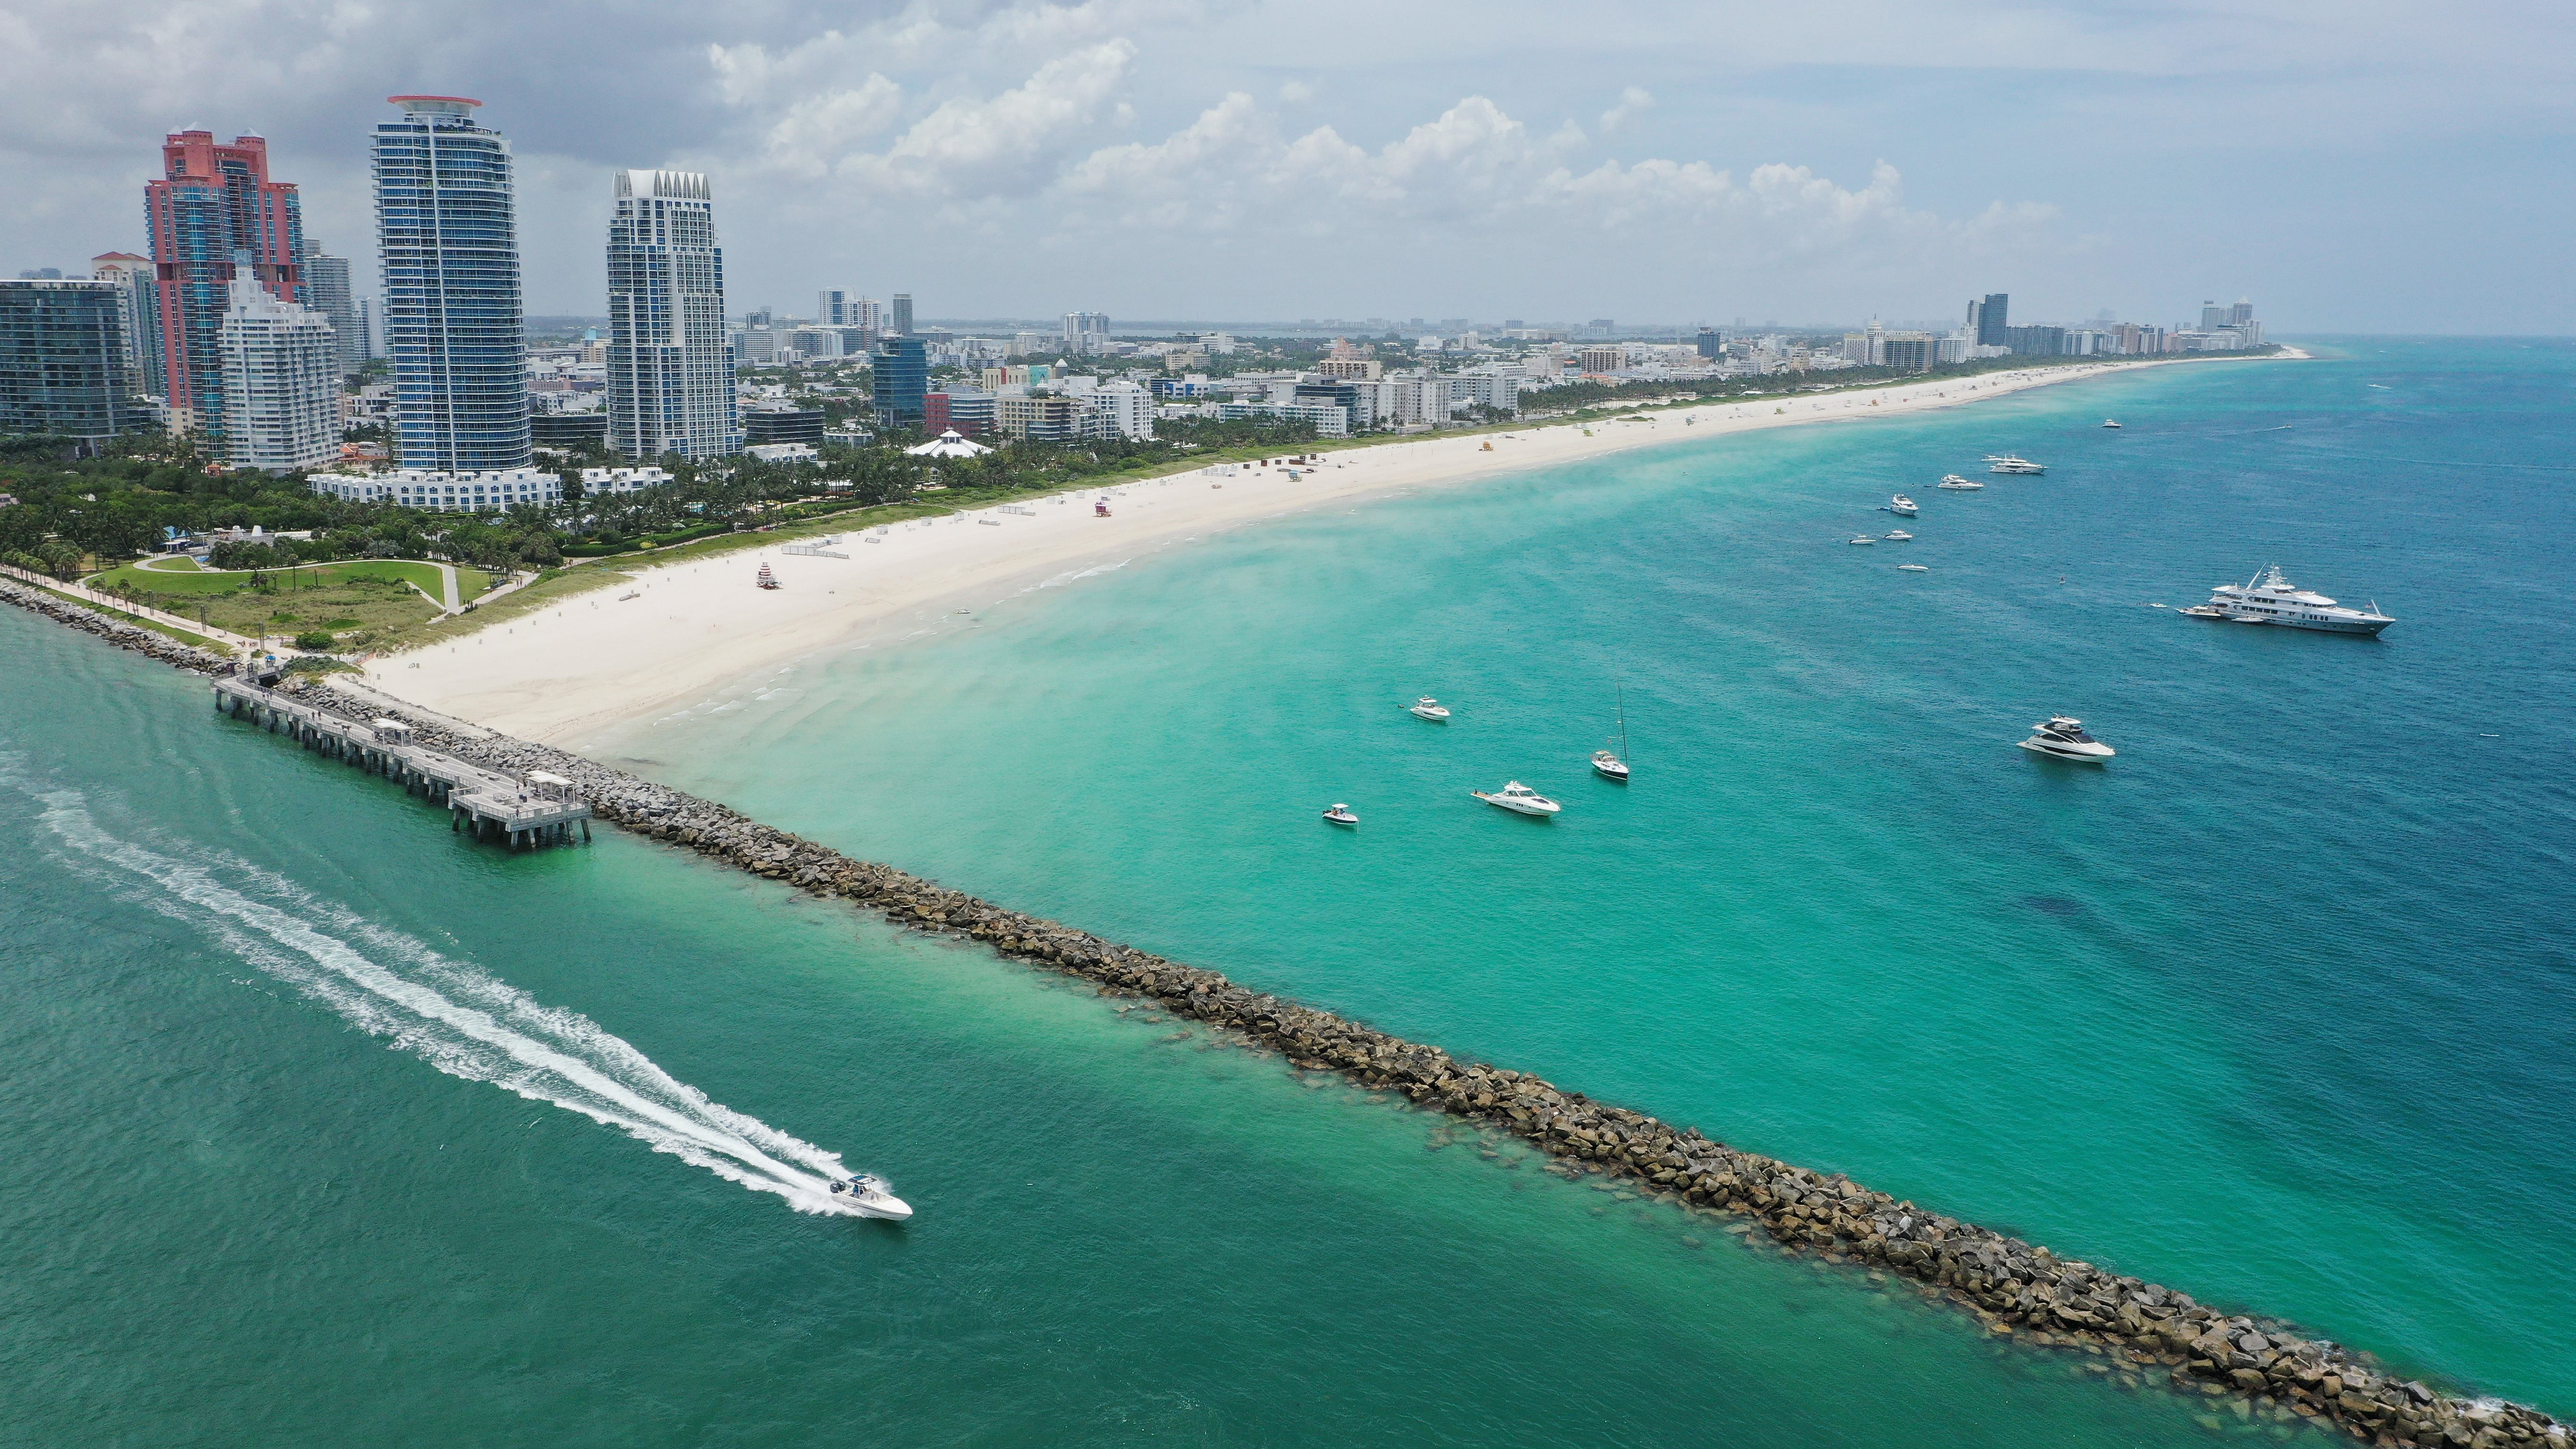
[2,0,2569,334]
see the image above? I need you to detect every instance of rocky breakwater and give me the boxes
[1,580,236,676]
[137,668,2576,1447]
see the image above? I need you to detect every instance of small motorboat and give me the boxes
[2102,419,2123,429]
[1473,781,1562,816]
[1897,563,1929,572]
[1883,530,1913,541]
[756,562,781,590]
[826,1173,913,1220]
[1886,494,1920,516]
[1848,535,1876,545]
[2017,716,2115,763]
[1590,749,1629,782]
[2178,604,2231,619]
[1936,475,1983,490]
[1322,803,1359,826]
[1409,697,1451,721]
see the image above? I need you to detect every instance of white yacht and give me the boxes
[1883,530,1913,541]
[1591,750,1629,782]
[1897,563,1929,572]
[1936,475,1983,490]
[1886,494,1919,516]
[2182,565,2394,636]
[1848,534,1876,546]
[1409,697,1452,721]
[2102,419,2123,429]
[2017,716,2115,763]
[1322,803,1359,826]
[1986,455,2047,475]
[826,1174,913,1220]
[1473,781,1562,816]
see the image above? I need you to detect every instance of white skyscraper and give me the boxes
[606,169,738,460]
[217,266,341,472]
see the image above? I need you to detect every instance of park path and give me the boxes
[0,561,255,650]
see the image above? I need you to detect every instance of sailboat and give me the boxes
[1592,685,1631,781]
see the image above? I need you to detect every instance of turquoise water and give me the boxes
[4,341,2568,1443]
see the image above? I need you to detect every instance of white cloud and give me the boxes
[1598,85,1652,135]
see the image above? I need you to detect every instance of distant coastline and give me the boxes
[378,347,2307,748]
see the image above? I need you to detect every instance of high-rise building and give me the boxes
[90,252,162,398]
[606,169,738,461]
[890,293,913,336]
[818,289,850,326]
[1972,293,2010,348]
[217,266,341,473]
[0,279,146,448]
[371,96,529,471]
[2229,298,2254,327]
[1695,327,1722,359]
[297,240,363,377]
[1062,311,1109,349]
[145,130,305,437]
[358,297,381,361]
[871,334,927,428]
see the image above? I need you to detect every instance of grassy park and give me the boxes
[80,558,498,651]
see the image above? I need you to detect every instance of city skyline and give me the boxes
[0,2,2565,334]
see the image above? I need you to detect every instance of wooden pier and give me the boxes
[213,678,590,848]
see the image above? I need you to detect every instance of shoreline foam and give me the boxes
[379,351,2302,747]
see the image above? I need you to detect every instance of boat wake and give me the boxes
[24,781,877,1218]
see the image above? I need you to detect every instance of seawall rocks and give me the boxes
[5,582,2561,1446]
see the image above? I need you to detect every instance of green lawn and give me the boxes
[79,557,470,651]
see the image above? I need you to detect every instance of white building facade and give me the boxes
[309,467,561,511]
[606,169,740,461]
[217,271,342,473]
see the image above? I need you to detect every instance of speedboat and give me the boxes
[2017,716,2115,763]
[1408,697,1451,721]
[2102,419,2123,429]
[1848,534,1876,545]
[1473,780,1562,816]
[1986,455,2046,475]
[1886,494,1919,515]
[1897,564,1929,572]
[1591,749,1629,782]
[1936,475,1983,491]
[826,1173,912,1220]
[1883,530,1913,541]
[1322,803,1359,825]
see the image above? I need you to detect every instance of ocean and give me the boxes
[5,339,2570,1446]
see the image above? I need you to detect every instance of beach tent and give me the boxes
[906,429,994,459]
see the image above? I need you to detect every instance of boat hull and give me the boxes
[2186,610,2391,636]
[1474,793,1560,816]
[2018,739,2113,763]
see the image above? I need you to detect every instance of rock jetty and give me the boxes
[6,580,2564,1447]
[2,579,238,676]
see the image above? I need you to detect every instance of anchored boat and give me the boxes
[2017,716,2115,763]
[1473,781,1562,816]
[2183,565,2394,636]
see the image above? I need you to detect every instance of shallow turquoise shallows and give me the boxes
[6,341,2570,1446]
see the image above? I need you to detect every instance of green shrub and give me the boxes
[292,629,336,651]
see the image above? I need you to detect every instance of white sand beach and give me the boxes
[374,351,2299,746]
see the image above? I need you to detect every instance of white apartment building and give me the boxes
[1081,379,1153,441]
[217,272,341,473]
[580,466,675,496]
[309,467,562,511]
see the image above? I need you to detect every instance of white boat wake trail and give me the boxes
[29,782,869,1217]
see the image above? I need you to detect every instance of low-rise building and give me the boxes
[309,466,563,511]
[994,393,1079,442]
[744,442,818,463]
[580,465,673,496]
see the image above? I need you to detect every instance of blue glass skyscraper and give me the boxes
[372,96,529,470]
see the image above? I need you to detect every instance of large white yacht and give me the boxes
[2181,565,2394,636]
[826,1174,913,1219]
[1473,781,1562,816]
[1936,475,1983,490]
[1886,494,1920,516]
[1986,455,2046,475]
[2017,717,2115,763]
